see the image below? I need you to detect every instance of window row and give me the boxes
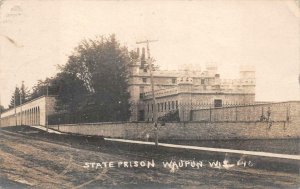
[147,100,178,113]
[141,78,177,84]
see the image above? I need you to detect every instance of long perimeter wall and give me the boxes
[49,121,300,140]
[48,102,300,140]
[191,101,299,122]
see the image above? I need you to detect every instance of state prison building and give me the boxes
[0,48,255,126]
[128,48,256,121]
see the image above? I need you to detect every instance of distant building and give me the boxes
[128,48,256,121]
[0,96,56,127]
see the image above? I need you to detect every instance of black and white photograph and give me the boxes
[0,0,299,188]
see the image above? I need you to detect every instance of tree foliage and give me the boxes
[9,87,21,108]
[20,81,30,103]
[52,71,89,114]
[8,82,30,108]
[54,34,132,122]
[0,105,5,112]
[29,78,58,101]
[8,34,132,123]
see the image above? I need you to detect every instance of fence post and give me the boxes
[209,106,212,122]
[235,106,238,121]
[286,105,290,123]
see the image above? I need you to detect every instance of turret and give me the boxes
[206,64,218,77]
[141,47,146,68]
[239,65,255,80]
[177,76,193,93]
[239,65,256,95]
[177,76,193,85]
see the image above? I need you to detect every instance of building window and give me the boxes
[138,110,145,121]
[139,86,144,99]
[139,93,144,99]
[201,79,205,85]
[142,78,147,83]
[157,103,160,112]
[214,99,222,108]
[172,101,175,109]
[176,101,178,109]
[172,78,176,84]
[165,102,167,110]
[143,69,147,73]
[168,102,171,110]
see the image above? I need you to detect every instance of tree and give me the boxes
[29,80,46,101]
[52,71,89,114]
[60,34,131,121]
[9,87,21,108]
[0,105,5,112]
[29,77,58,102]
[8,81,30,109]
[20,81,30,103]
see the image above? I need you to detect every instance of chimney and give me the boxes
[141,47,146,68]
[137,48,140,57]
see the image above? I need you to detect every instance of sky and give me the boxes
[0,0,299,107]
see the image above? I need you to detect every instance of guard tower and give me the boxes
[239,65,256,102]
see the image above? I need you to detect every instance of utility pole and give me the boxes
[14,86,17,126]
[46,84,48,131]
[136,40,159,147]
[0,94,2,127]
[20,81,23,125]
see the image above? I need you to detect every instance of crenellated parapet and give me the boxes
[177,76,193,85]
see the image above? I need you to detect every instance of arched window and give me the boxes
[37,107,40,125]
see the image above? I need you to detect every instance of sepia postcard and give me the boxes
[0,0,299,188]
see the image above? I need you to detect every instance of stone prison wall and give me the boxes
[191,101,299,122]
[48,101,300,140]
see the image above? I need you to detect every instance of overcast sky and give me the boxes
[0,0,299,107]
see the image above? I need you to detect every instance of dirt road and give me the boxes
[0,126,299,188]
